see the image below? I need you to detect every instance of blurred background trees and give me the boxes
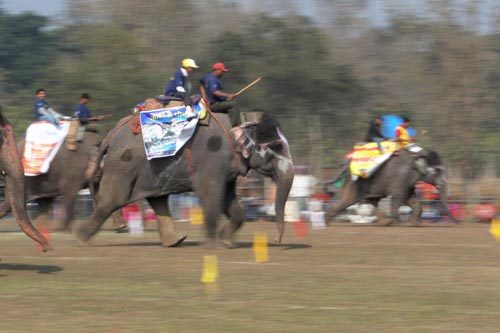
[1,0,500,178]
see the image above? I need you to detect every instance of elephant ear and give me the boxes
[253,112,281,144]
[415,157,428,175]
[425,151,442,167]
[0,105,8,147]
[0,105,6,126]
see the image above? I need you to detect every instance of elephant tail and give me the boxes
[85,132,111,199]
[323,164,349,192]
[324,164,349,186]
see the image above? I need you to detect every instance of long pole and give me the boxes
[233,77,262,97]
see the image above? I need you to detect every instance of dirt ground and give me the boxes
[1,219,500,333]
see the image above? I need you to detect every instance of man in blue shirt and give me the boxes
[73,93,103,124]
[164,58,199,106]
[201,62,240,126]
[33,88,66,126]
[67,93,104,151]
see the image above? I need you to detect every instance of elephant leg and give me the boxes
[325,183,360,224]
[61,190,78,232]
[406,194,422,226]
[373,204,389,225]
[196,175,225,246]
[74,172,137,243]
[220,180,244,249]
[386,196,404,226]
[34,197,54,228]
[365,198,387,226]
[0,196,12,218]
[74,192,121,244]
[111,209,127,230]
[147,196,187,247]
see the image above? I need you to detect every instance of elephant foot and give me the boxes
[74,225,94,244]
[115,226,129,233]
[222,239,237,249]
[76,239,91,247]
[162,234,188,247]
[206,239,224,250]
[409,219,422,227]
[274,233,284,243]
[377,218,394,226]
[59,224,72,234]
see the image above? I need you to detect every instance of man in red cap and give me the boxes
[200,62,240,126]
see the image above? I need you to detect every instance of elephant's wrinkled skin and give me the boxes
[0,112,51,251]
[326,150,457,225]
[75,111,294,247]
[0,129,101,231]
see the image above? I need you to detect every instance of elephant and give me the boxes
[0,110,51,252]
[74,110,295,248]
[325,149,458,226]
[0,127,102,231]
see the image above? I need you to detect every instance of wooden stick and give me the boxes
[233,77,262,97]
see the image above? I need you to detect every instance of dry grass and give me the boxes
[1,220,500,332]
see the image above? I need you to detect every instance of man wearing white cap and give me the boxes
[164,58,199,105]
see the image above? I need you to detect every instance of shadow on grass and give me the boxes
[91,240,311,250]
[0,263,63,275]
[235,242,311,250]
[331,222,457,228]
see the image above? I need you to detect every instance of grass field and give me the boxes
[1,220,500,333]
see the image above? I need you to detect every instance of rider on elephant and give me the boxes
[200,62,241,127]
[73,93,104,125]
[394,116,415,150]
[66,93,104,151]
[33,88,67,126]
[365,115,388,153]
[164,58,199,107]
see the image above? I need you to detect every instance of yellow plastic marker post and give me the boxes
[253,232,269,263]
[201,255,218,283]
[190,206,204,225]
[201,255,219,296]
[490,218,500,241]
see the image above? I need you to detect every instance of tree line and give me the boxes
[1,0,499,178]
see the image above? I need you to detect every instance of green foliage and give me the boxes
[3,2,500,176]
[205,15,366,165]
[0,11,60,92]
[38,24,157,130]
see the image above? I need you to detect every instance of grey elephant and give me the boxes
[74,110,294,247]
[326,150,458,225]
[0,128,102,231]
[0,110,51,251]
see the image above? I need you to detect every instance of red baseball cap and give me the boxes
[212,62,229,72]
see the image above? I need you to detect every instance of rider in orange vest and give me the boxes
[394,117,414,149]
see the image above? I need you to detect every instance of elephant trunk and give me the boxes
[0,125,51,252]
[438,181,459,224]
[273,165,294,243]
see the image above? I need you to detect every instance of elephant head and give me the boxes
[0,110,51,251]
[414,151,458,223]
[237,112,295,243]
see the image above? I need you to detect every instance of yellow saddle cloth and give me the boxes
[349,141,398,179]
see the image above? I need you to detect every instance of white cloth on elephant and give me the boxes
[23,121,71,176]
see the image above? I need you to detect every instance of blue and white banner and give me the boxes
[140,104,203,160]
